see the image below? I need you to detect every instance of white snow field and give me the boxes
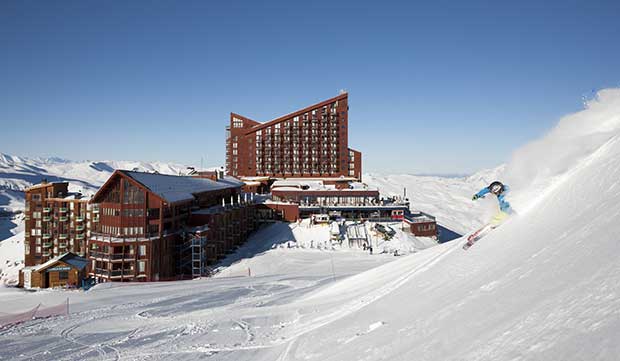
[1,88,620,360]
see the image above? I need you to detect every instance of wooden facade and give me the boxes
[88,170,257,282]
[20,253,88,289]
[23,182,90,267]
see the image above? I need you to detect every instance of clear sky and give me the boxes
[1,1,619,174]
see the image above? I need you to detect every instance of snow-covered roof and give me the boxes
[31,252,88,272]
[122,171,243,204]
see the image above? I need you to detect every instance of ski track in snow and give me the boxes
[4,88,620,360]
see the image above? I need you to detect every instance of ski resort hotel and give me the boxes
[19,93,437,289]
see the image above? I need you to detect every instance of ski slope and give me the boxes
[364,167,504,236]
[1,88,620,360]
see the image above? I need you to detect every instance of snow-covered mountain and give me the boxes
[1,88,620,360]
[0,154,191,219]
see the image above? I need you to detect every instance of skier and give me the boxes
[464,181,513,250]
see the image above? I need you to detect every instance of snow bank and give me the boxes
[0,231,24,286]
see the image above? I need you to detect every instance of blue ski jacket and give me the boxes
[475,185,513,213]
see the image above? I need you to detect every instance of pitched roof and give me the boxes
[33,252,88,272]
[121,171,243,204]
[243,93,347,134]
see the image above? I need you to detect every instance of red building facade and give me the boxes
[88,170,256,282]
[23,182,90,267]
[226,93,362,180]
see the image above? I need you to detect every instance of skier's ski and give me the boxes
[462,224,493,250]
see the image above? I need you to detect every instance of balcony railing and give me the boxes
[76,217,84,222]
[89,251,105,258]
[76,225,85,231]
[59,234,68,240]
[93,217,100,223]
[59,217,68,222]
[43,242,52,248]
[42,234,52,239]
[43,208,51,213]
[94,268,109,276]
[59,243,67,248]
[43,216,52,222]
[76,234,85,239]
[59,208,67,213]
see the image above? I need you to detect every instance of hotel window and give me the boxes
[139,245,147,256]
[233,117,243,128]
[139,261,146,273]
[123,180,145,204]
[36,246,41,254]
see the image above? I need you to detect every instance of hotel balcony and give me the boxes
[76,233,85,239]
[42,234,52,239]
[43,242,52,248]
[43,216,52,222]
[111,254,136,262]
[76,225,85,231]
[59,216,68,222]
[76,216,84,222]
[59,243,67,248]
[93,216,100,223]
[43,207,51,213]
[59,207,68,213]
[110,270,124,278]
[59,234,68,240]
[93,268,109,277]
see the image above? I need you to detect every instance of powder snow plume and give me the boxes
[503,87,620,213]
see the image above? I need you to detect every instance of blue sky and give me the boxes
[1,1,619,174]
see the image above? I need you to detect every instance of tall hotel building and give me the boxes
[226,93,362,180]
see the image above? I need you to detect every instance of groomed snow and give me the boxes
[1,88,620,360]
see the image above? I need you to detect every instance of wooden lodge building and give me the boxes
[20,252,88,289]
[87,170,257,282]
[20,170,259,287]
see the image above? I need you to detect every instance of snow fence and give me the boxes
[0,298,69,329]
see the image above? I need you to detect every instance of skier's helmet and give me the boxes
[489,181,504,195]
